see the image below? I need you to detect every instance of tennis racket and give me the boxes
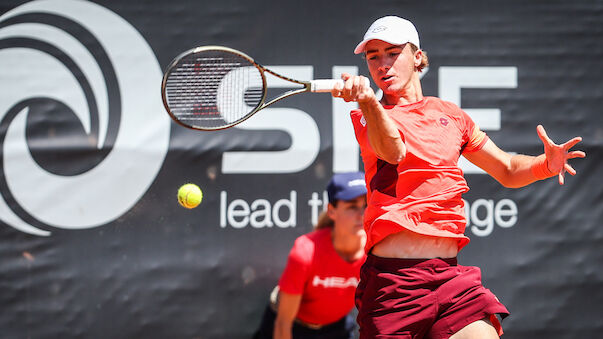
[161,45,368,131]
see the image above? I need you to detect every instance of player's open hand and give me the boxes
[332,73,375,103]
[536,125,586,185]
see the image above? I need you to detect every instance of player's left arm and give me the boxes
[463,125,586,187]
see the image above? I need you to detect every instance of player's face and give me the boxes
[364,40,419,97]
[329,195,366,237]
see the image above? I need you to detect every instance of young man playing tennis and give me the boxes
[331,16,586,338]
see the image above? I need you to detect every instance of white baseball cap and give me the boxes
[354,16,420,54]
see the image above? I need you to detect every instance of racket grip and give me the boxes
[310,78,370,92]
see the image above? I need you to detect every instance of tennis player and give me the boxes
[253,172,368,339]
[331,16,586,339]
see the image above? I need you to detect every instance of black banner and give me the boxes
[1,0,601,338]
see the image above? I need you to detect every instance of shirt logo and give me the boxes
[312,276,359,288]
[360,115,366,127]
[440,117,449,126]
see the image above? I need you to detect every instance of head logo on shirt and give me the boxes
[440,117,449,126]
[312,276,359,289]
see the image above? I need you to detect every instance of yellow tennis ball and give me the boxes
[177,183,203,209]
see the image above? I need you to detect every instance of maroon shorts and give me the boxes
[355,254,509,339]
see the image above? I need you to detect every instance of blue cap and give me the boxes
[326,172,367,203]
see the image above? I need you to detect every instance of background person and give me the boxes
[331,16,586,339]
[253,172,368,339]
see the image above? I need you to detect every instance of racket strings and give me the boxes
[164,51,264,129]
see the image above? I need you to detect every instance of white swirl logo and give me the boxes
[0,0,170,236]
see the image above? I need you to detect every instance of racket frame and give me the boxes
[161,45,318,131]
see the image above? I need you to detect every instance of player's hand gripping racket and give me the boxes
[161,45,369,131]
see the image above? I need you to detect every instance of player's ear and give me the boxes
[414,49,423,68]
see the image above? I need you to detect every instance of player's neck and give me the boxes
[332,230,366,262]
[381,75,423,106]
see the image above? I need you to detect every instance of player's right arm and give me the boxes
[332,73,406,164]
[273,291,302,339]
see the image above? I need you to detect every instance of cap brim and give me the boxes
[354,40,370,54]
[354,38,413,54]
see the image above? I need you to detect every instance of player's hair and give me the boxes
[409,43,429,72]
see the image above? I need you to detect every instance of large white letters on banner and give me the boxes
[221,66,320,174]
[440,66,518,174]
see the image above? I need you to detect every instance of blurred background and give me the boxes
[1,0,601,338]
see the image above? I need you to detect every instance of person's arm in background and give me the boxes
[273,291,302,339]
[464,125,585,187]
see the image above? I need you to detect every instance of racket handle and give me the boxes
[310,78,370,92]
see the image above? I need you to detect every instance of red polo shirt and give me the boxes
[351,97,488,252]
[278,228,365,325]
